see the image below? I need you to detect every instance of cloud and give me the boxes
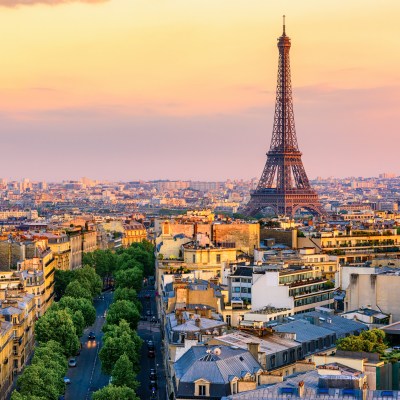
[0,0,107,7]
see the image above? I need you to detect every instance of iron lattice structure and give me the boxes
[244,20,324,217]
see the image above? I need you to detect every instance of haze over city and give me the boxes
[1,0,399,181]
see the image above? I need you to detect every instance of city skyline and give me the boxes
[0,0,399,181]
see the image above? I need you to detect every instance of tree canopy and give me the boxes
[92,385,139,400]
[64,280,92,301]
[106,300,140,331]
[35,309,80,357]
[337,329,387,353]
[114,268,143,291]
[111,353,139,391]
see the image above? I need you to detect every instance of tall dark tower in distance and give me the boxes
[244,17,324,217]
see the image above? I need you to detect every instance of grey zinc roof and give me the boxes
[213,331,300,356]
[224,369,400,400]
[273,320,333,342]
[174,345,262,384]
[297,311,367,338]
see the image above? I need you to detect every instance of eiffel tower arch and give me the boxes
[244,18,325,218]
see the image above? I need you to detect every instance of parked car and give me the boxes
[88,331,96,341]
[68,358,77,367]
[146,310,151,316]
[149,380,158,390]
[147,340,154,348]
[149,368,157,380]
[147,349,155,358]
[63,377,71,384]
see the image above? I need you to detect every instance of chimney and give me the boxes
[298,381,305,397]
[195,318,201,328]
[247,342,260,361]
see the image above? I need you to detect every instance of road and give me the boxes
[136,288,167,400]
[65,290,113,400]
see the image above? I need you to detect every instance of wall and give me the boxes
[346,273,400,321]
[261,229,293,248]
[251,272,293,310]
[213,223,260,256]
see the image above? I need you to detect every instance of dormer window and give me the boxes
[194,379,210,397]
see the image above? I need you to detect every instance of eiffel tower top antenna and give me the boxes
[283,15,286,35]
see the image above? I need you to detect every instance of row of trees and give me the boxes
[90,242,155,400]
[11,266,101,400]
[82,240,155,282]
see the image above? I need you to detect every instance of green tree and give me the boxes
[111,353,139,390]
[11,392,47,400]
[16,363,62,400]
[115,268,143,291]
[69,309,85,337]
[83,249,118,278]
[92,385,139,400]
[116,258,143,273]
[106,300,140,331]
[33,340,68,375]
[64,280,92,301]
[337,329,387,354]
[58,296,96,327]
[113,288,142,312]
[35,309,80,357]
[102,319,142,355]
[75,265,103,297]
[99,331,141,374]
[54,269,75,299]
[125,247,153,276]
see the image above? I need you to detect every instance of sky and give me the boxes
[0,0,399,181]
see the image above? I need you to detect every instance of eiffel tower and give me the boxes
[244,17,324,217]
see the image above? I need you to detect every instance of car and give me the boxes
[149,369,157,380]
[88,331,96,341]
[63,377,71,384]
[151,316,157,323]
[147,349,155,358]
[147,340,154,347]
[68,358,77,367]
[146,310,151,316]
[393,346,400,351]
[149,380,158,390]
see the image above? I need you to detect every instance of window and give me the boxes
[192,254,196,263]
[283,352,288,363]
[199,385,206,396]
[216,254,221,263]
[270,355,276,368]
[226,315,231,326]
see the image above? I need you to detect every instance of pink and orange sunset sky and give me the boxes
[0,0,399,181]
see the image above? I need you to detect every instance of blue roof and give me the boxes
[174,345,261,385]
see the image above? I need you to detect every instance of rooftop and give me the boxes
[213,331,300,356]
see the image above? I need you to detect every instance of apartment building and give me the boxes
[251,265,338,314]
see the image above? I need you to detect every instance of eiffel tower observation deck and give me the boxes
[244,17,325,217]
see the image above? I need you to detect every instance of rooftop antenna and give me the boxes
[283,15,286,35]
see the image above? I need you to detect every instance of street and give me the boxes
[136,288,167,400]
[65,291,113,400]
